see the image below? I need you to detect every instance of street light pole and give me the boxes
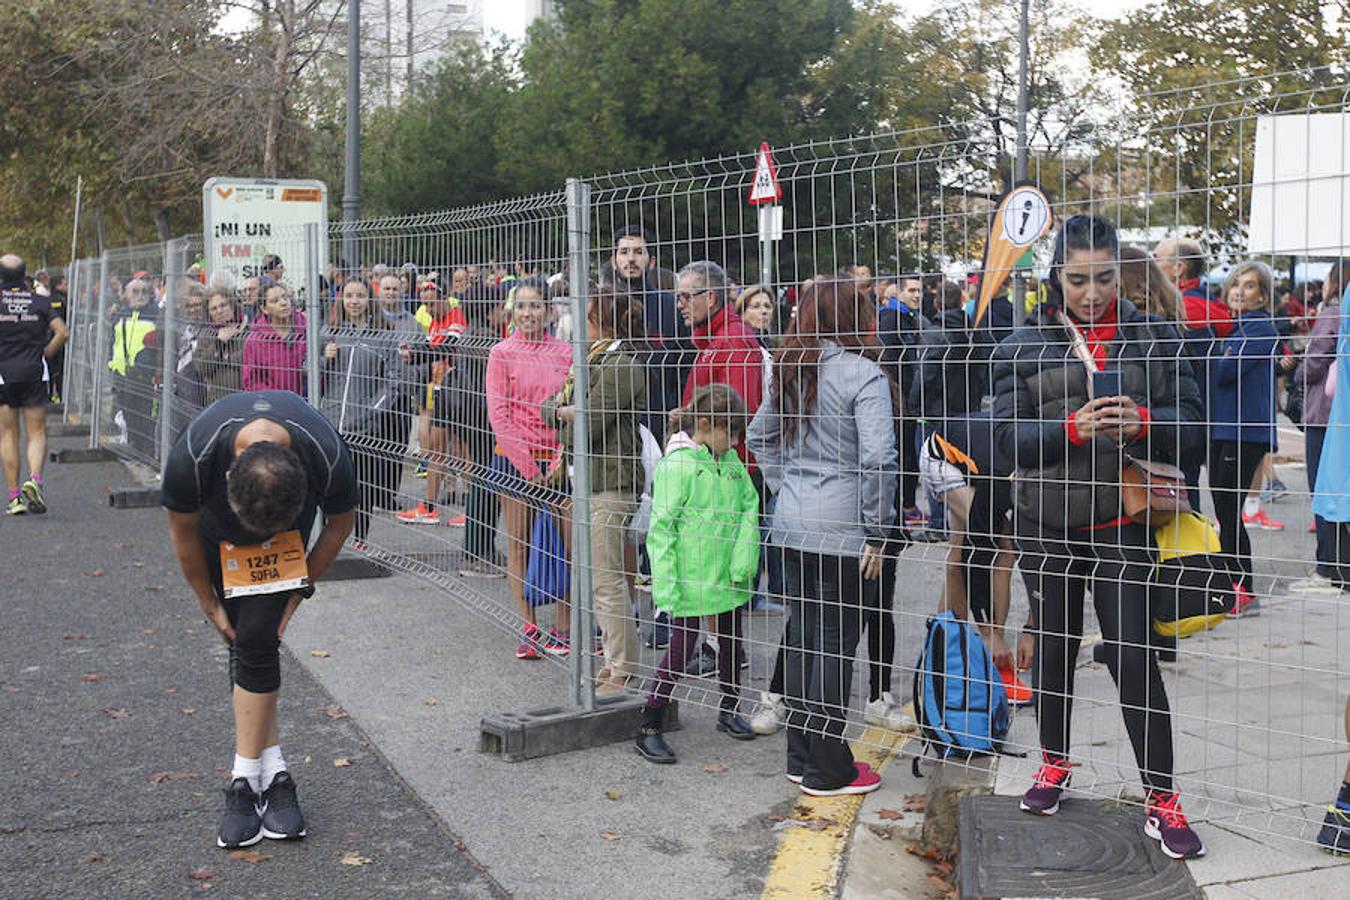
[342,0,362,274]
[1012,0,1031,326]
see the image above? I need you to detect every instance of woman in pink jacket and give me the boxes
[242,284,307,395]
[485,278,573,660]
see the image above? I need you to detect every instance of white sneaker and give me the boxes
[864,691,916,733]
[749,692,786,735]
[1289,572,1342,595]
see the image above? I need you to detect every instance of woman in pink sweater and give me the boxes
[485,279,573,659]
[241,283,307,395]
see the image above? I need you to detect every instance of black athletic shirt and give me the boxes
[0,285,58,384]
[161,390,359,549]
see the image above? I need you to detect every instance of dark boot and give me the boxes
[717,709,756,740]
[635,704,676,764]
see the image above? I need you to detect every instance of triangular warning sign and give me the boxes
[748,142,782,206]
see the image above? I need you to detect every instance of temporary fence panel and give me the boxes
[53,68,1350,854]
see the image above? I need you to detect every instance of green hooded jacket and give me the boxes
[646,434,760,618]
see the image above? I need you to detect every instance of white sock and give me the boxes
[232,754,262,794]
[1243,497,1260,518]
[260,744,287,787]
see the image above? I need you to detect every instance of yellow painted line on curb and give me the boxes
[762,717,914,899]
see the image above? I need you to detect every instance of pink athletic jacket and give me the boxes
[485,331,572,478]
[242,313,308,395]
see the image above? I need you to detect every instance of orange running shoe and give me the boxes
[998,665,1034,706]
[396,502,440,524]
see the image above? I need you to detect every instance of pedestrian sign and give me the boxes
[748,142,782,206]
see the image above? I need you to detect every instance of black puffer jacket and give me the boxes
[991,299,1201,530]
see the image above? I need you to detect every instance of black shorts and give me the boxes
[0,381,49,408]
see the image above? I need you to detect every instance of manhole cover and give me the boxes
[957,795,1200,899]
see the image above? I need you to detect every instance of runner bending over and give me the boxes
[162,390,357,849]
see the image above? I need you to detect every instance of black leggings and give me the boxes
[1209,440,1269,590]
[861,554,897,701]
[1017,520,1174,792]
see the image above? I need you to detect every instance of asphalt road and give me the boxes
[0,441,505,899]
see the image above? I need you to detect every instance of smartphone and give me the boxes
[1091,369,1122,401]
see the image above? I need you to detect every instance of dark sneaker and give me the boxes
[1317,804,1350,856]
[684,644,718,678]
[1144,790,1205,859]
[259,771,307,840]
[716,711,756,740]
[217,777,263,848]
[1020,753,1072,816]
[20,480,46,514]
[645,611,670,649]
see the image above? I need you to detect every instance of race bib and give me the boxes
[219,530,309,599]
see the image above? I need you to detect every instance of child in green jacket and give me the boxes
[636,384,761,764]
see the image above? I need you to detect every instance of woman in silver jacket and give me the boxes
[320,280,398,547]
[747,278,899,798]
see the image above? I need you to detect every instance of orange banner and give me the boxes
[974,183,1053,325]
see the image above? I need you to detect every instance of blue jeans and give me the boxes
[1306,425,1334,577]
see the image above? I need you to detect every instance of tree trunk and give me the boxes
[154,207,172,243]
[262,0,294,178]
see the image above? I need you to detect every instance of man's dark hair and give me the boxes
[261,254,284,274]
[612,225,653,246]
[227,441,307,537]
[0,254,26,287]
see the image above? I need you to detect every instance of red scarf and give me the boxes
[1068,303,1118,370]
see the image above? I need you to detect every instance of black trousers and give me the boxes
[1209,440,1269,590]
[783,549,864,790]
[1017,519,1175,792]
[861,554,897,701]
[900,418,919,511]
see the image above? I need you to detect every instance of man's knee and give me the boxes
[232,619,281,693]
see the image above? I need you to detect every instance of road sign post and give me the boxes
[749,143,783,290]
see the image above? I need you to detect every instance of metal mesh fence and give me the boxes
[57,69,1350,854]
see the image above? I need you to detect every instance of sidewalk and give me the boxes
[0,440,503,898]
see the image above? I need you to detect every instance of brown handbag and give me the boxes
[1120,455,1190,527]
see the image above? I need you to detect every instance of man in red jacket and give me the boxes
[676,260,764,428]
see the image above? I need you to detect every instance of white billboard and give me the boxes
[202,177,329,289]
[1248,113,1350,257]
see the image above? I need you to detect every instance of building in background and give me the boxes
[374,0,485,102]
[524,0,556,23]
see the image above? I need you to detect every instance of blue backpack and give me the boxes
[912,611,1011,765]
[525,510,569,608]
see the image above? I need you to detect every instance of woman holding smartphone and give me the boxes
[992,215,1205,859]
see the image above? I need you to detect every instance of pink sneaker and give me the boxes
[443,512,467,528]
[799,766,882,797]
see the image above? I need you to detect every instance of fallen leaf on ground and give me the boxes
[80,673,108,683]
[83,852,106,863]
[138,627,155,635]
[188,868,217,880]
[321,705,348,720]
[182,708,197,716]
[927,873,955,895]
[344,831,364,839]
[599,830,621,841]
[148,771,199,783]
[863,823,894,840]
[65,770,80,778]
[603,788,621,801]
[424,698,438,706]
[228,850,272,864]
[310,649,331,658]
[902,793,927,812]
[102,707,128,719]
[339,851,372,866]
[702,763,728,774]
[164,688,178,694]
[84,569,104,577]
[876,808,906,821]
[63,633,86,640]
[132,561,146,568]
[333,758,352,768]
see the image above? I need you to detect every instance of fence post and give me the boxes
[158,239,183,468]
[89,250,112,449]
[565,178,597,711]
[304,222,322,407]
[62,258,80,426]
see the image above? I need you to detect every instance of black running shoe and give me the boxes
[217,778,263,849]
[259,771,307,840]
